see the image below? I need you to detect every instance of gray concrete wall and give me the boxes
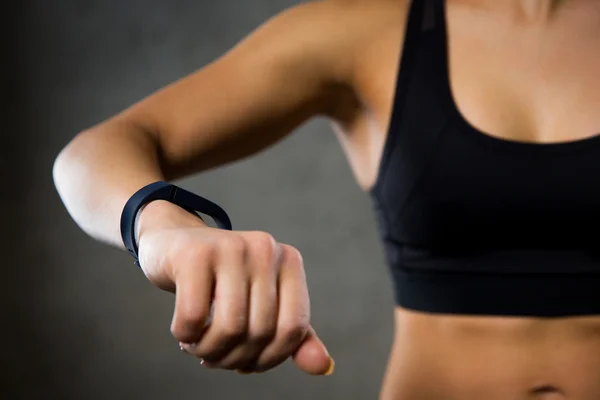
[7,1,394,399]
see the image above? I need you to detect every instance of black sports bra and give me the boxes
[370,0,600,317]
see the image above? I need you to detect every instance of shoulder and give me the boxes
[270,0,411,121]
[258,0,411,84]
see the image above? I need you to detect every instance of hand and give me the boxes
[136,201,334,375]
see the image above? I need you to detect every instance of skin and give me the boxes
[53,0,600,399]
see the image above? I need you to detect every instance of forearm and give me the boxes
[53,119,170,248]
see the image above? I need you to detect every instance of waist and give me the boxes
[382,309,600,400]
[386,245,600,316]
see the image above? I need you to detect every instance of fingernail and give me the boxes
[324,358,335,376]
[199,358,205,365]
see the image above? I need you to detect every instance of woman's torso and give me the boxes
[384,310,600,399]
[333,0,600,398]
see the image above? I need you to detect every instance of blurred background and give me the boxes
[5,1,394,399]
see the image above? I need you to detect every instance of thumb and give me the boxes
[291,325,335,376]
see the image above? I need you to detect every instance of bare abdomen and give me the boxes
[380,309,600,400]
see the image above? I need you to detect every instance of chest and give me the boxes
[343,2,600,191]
[396,132,600,248]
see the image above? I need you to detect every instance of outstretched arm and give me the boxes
[53,1,359,247]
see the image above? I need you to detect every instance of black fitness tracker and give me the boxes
[120,181,233,266]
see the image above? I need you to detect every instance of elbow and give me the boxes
[52,130,95,231]
[52,131,80,198]
[52,121,164,244]
[52,128,120,243]
[52,130,88,199]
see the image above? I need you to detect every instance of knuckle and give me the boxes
[216,361,239,371]
[250,234,281,274]
[171,312,209,340]
[172,242,215,267]
[194,345,225,361]
[178,304,211,326]
[286,246,304,267]
[217,235,247,256]
[253,231,277,249]
[216,352,255,370]
[219,320,248,342]
[255,354,287,372]
[249,325,277,346]
[249,232,278,259]
[170,322,195,341]
[279,318,309,344]
[223,360,251,371]
[169,324,182,338]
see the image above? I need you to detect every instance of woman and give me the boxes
[53,0,600,398]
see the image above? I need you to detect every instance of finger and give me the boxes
[213,234,281,369]
[253,244,310,371]
[170,248,215,344]
[188,239,250,362]
[235,326,333,376]
[292,325,334,376]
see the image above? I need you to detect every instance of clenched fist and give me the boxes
[136,200,334,375]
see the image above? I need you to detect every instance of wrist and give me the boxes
[135,200,207,244]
